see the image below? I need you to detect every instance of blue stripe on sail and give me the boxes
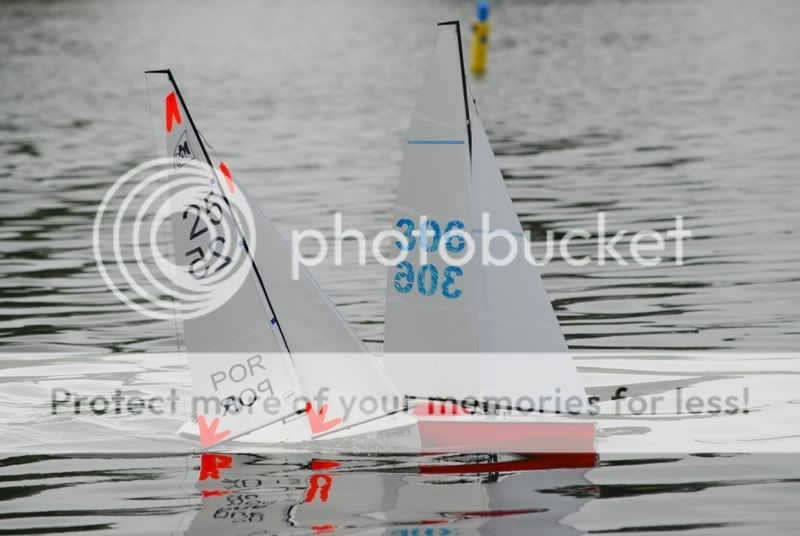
[407,139,465,145]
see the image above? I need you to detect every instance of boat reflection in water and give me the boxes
[178,452,596,535]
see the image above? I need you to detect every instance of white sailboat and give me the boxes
[382,22,595,452]
[144,70,417,450]
[143,20,594,455]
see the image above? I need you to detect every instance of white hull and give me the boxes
[179,408,595,454]
[179,411,422,453]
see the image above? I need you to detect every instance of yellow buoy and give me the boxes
[470,1,491,76]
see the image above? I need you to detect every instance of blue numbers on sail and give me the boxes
[419,219,440,252]
[392,217,465,300]
[444,220,465,253]
[395,218,416,251]
[441,266,463,299]
[417,264,438,295]
[393,261,415,293]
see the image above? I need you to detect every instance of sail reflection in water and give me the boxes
[179,453,596,535]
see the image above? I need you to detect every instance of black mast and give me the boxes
[436,21,472,157]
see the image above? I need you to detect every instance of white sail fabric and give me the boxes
[236,187,367,353]
[470,110,587,410]
[146,73,289,356]
[470,112,569,353]
[383,22,477,354]
[146,71,307,445]
[382,23,480,399]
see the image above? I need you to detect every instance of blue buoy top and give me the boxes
[477,0,490,22]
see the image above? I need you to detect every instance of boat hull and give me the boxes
[180,411,596,456]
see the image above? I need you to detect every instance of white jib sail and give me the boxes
[233,184,407,436]
[470,107,587,411]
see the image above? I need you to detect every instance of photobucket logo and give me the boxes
[93,158,256,320]
[290,212,691,279]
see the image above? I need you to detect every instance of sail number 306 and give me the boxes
[392,217,465,300]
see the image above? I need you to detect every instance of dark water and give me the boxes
[1,0,799,534]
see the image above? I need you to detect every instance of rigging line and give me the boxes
[454,22,472,157]
[195,127,292,356]
[198,130,217,154]
[435,21,472,156]
[146,73,190,422]
[173,451,196,536]
[449,22,480,352]
[145,74,182,356]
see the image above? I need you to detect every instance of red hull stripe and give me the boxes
[418,420,596,455]
[419,452,596,474]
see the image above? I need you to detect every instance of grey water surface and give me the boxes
[1,0,799,534]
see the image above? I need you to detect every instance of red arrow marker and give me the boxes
[201,489,229,498]
[219,162,235,194]
[305,402,342,435]
[199,453,233,481]
[165,91,182,133]
[198,416,231,448]
[310,459,340,471]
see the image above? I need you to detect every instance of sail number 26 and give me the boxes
[183,191,233,279]
[392,217,465,300]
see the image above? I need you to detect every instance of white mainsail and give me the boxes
[146,71,304,446]
[145,71,404,445]
[383,22,481,399]
[383,24,587,412]
[383,22,478,353]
